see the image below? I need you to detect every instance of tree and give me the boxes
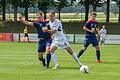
[76,0,90,22]
[118,0,120,23]
[85,0,90,22]
[75,0,101,22]
[1,0,6,21]
[54,0,69,20]
[106,0,110,23]
[110,4,118,16]
[112,0,120,23]
[9,0,22,22]
[74,0,105,22]
[0,0,2,14]
[23,0,29,21]
[18,0,36,21]
[89,0,104,11]
[38,0,54,20]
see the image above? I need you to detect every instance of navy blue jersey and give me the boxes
[33,21,51,39]
[84,20,98,36]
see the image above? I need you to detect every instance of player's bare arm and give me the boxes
[96,27,100,34]
[83,26,95,33]
[19,16,34,27]
[96,27,101,37]
[43,28,56,34]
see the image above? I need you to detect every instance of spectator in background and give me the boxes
[23,26,30,42]
[100,25,107,47]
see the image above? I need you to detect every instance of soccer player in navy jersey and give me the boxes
[19,11,52,68]
[77,12,102,63]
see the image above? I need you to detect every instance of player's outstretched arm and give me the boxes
[19,16,34,27]
[83,26,94,33]
[96,27,100,35]
[43,28,56,34]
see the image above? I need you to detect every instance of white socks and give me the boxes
[51,53,59,67]
[72,53,82,66]
[51,52,82,67]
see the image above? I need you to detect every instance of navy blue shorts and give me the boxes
[38,39,51,53]
[84,36,99,47]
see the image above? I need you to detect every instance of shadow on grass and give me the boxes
[59,66,79,70]
[103,61,120,64]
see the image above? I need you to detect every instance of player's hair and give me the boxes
[37,11,43,16]
[49,10,55,15]
[90,11,97,16]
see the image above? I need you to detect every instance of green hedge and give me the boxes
[0,21,120,34]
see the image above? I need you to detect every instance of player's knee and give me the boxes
[46,50,51,54]
[82,47,87,51]
[46,48,51,54]
[39,57,43,61]
[66,47,73,55]
[50,46,56,53]
[67,50,73,55]
[95,47,99,51]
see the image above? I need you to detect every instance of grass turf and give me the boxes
[0,43,120,80]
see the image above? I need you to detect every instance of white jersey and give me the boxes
[49,19,69,48]
[49,19,66,41]
[100,29,107,38]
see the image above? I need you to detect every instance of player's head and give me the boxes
[102,25,106,29]
[48,10,55,21]
[36,11,44,20]
[90,11,97,20]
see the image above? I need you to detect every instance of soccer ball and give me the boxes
[80,65,89,73]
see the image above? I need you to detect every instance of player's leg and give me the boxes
[92,38,102,63]
[95,46,102,63]
[27,36,30,42]
[38,52,46,66]
[101,38,105,47]
[102,38,105,46]
[100,37,103,47]
[38,40,46,66]
[77,40,90,58]
[24,34,28,42]
[65,47,82,66]
[50,44,59,69]
[45,39,52,68]
[26,34,30,43]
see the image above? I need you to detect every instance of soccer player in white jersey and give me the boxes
[100,25,107,47]
[43,10,83,69]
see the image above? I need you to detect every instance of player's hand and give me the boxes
[97,34,100,41]
[90,30,95,33]
[97,33,100,37]
[19,16,23,21]
[51,34,54,39]
[42,28,48,32]
[91,28,95,33]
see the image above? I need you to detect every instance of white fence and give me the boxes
[13,33,120,44]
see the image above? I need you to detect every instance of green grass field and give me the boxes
[0,43,120,80]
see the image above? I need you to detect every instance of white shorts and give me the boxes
[51,38,70,49]
[100,36,106,42]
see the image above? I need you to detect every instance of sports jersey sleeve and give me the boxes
[53,20,61,31]
[84,22,90,28]
[100,29,102,34]
[33,22,39,28]
[105,30,107,34]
